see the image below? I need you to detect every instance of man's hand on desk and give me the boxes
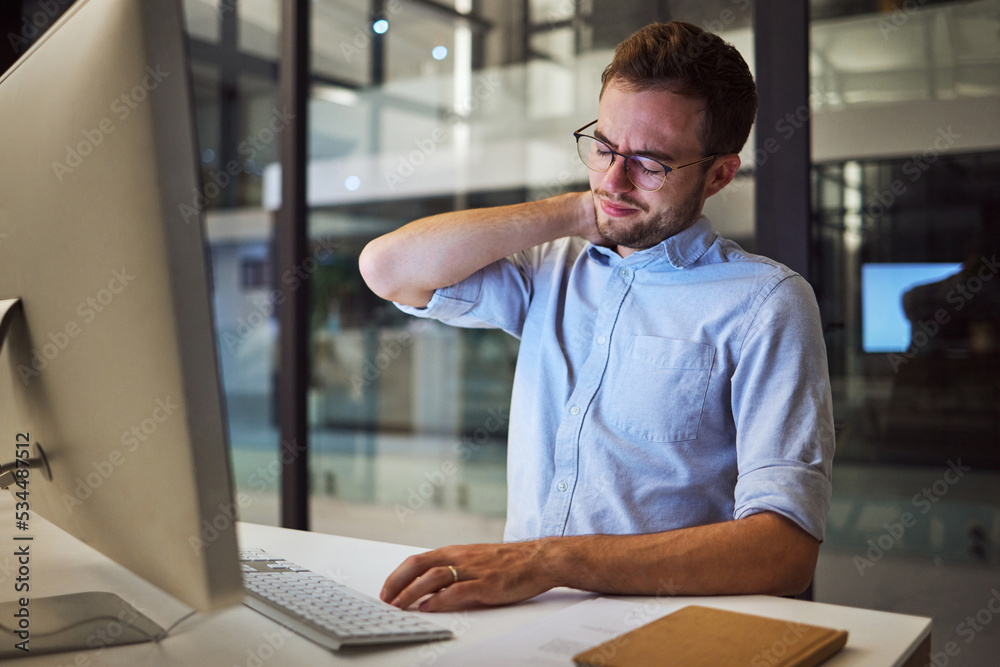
[379,513,820,612]
[380,540,559,612]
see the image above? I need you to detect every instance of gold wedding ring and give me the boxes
[448,565,459,584]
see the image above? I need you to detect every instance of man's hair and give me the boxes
[600,21,758,157]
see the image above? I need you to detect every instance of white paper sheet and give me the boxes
[436,597,680,666]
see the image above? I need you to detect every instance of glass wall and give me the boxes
[807,2,1000,665]
[184,0,284,525]
[814,153,1000,469]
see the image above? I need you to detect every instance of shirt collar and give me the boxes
[586,215,717,269]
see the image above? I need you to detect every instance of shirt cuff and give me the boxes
[393,270,483,320]
[733,460,832,541]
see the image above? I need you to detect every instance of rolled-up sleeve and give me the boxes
[395,270,484,321]
[730,275,835,541]
[394,245,543,339]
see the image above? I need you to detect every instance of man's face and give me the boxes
[589,82,715,255]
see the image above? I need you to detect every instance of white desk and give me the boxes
[0,516,931,666]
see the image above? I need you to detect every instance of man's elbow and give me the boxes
[358,238,394,300]
[767,532,820,597]
[358,239,433,308]
[773,552,818,596]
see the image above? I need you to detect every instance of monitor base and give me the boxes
[0,591,166,658]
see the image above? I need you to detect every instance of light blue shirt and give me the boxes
[396,217,834,542]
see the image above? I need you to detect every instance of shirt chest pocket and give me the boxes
[606,336,715,443]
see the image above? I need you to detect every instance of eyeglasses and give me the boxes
[573,120,718,192]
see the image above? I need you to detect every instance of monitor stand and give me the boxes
[0,298,20,357]
[0,299,51,486]
[0,297,167,657]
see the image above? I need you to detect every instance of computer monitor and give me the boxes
[860,262,963,353]
[0,0,242,624]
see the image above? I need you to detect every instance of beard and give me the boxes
[593,170,708,250]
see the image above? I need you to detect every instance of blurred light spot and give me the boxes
[201,149,216,163]
[344,176,361,191]
[432,46,448,60]
[372,20,388,34]
[312,84,359,106]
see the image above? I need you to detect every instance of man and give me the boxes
[359,21,834,613]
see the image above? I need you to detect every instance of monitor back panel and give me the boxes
[0,0,241,611]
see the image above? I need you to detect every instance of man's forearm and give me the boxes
[543,512,818,597]
[381,511,820,612]
[359,191,596,307]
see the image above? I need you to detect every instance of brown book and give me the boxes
[572,605,848,667]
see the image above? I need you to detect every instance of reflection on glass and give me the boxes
[809,17,1000,636]
[184,0,224,42]
[312,0,372,86]
[185,5,281,525]
[810,1,1000,110]
[237,0,280,60]
[814,154,1000,470]
[183,0,222,43]
[861,263,963,352]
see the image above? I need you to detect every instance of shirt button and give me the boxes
[557,481,568,492]
[597,335,607,345]
[569,405,581,415]
[619,268,630,278]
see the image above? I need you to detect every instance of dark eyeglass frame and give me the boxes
[573,120,718,192]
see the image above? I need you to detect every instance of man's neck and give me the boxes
[616,245,637,258]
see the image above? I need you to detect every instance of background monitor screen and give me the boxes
[861,263,963,353]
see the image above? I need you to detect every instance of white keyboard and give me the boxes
[240,549,453,650]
